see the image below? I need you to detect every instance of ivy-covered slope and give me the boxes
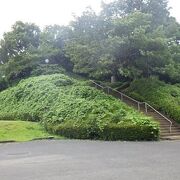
[0,74,159,140]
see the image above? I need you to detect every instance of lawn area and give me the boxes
[0,120,63,142]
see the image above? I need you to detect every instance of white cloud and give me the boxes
[0,0,179,37]
[0,0,102,36]
[169,0,180,22]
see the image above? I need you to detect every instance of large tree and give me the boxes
[40,25,73,70]
[101,0,170,26]
[66,10,172,80]
[0,0,179,85]
[0,21,40,63]
[65,8,112,78]
[110,12,171,79]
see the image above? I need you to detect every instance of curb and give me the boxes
[31,136,55,141]
[0,140,16,143]
[0,136,55,144]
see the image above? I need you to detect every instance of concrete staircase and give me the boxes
[91,80,180,140]
[146,112,180,140]
[124,98,180,140]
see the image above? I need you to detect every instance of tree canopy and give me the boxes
[0,0,179,88]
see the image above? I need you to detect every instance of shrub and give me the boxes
[100,124,159,141]
[45,123,159,141]
[31,64,66,76]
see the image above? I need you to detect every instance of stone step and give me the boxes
[160,124,173,127]
[161,132,180,136]
[147,113,165,117]
[158,121,172,124]
[159,123,172,126]
[161,136,180,140]
[148,116,166,120]
[160,127,180,132]
[157,120,171,123]
[160,130,180,133]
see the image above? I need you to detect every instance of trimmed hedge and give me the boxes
[46,123,159,141]
[101,124,159,141]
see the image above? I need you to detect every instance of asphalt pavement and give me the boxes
[0,140,180,180]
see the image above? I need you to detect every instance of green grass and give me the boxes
[0,120,63,142]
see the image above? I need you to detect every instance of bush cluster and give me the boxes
[46,123,159,141]
[31,64,66,76]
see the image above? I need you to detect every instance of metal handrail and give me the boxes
[90,80,141,104]
[145,102,172,132]
[90,80,172,133]
[91,81,105,89]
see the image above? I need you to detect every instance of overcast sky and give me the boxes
[0,0,179,37]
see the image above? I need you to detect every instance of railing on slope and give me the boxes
[90,80,172,133]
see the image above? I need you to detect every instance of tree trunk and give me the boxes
[111,75,116,83]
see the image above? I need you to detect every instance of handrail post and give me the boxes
[107,87,110,94]
[145,103,148,113]
[138,102,140,111]
[170,123,172,133]
[121,94,123,101]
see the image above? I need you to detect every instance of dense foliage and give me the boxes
[125,78,180,122]
[65,0,180,82]
[0,23,72,88]
[0,0,179,86]
[47,123,158,141]
[0,74,159,140]
[0,0,179,140]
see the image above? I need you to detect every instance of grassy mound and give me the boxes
[125,78,180,123]
[0,74,159,140]
[0,121,59,142]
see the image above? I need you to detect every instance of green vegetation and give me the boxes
[0,0,179,141]
[0,0,179,89]
[0,74,159,140]
[48,123,158,141]
[31,64,66,77]
[125,78,180,122]
[0,121,60,142]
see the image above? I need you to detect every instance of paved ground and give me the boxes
[0,140,180,180]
